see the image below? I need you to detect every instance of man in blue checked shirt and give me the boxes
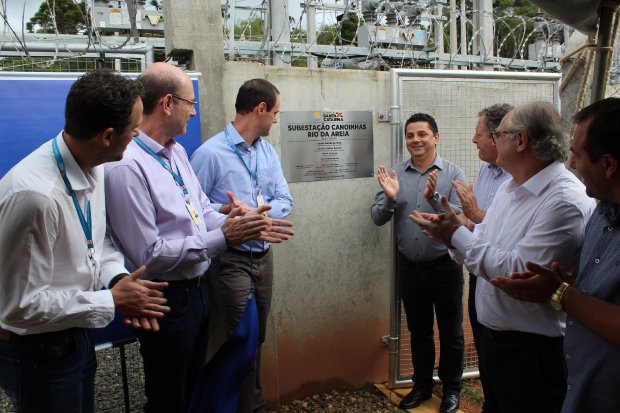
[191,78,293,413]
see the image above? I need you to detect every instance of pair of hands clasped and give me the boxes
[220,191,295,246]
[377,165,568,304]
[112,191,295,332]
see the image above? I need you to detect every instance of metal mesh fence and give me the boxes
[0,56,144,72]
[393,70,560,382]
[398,270,478,381]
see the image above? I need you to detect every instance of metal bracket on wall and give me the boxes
[381,335,398,348]
[378,111,392,122]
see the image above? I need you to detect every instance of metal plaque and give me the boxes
[281,110,374,183]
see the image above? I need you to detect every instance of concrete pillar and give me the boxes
[449,0,457,69]
[560,31,593,135]
[307,4,318,68]
[164,0,227,140]
[477,0,494,70]
[270,0,291,67]
[460,0,467,56]
[433,2,444,69]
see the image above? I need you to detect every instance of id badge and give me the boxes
[257,192,265,207]
[186,200,202,226]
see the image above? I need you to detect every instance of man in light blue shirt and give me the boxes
[453,104,513,349]
[452,103,512,413]
[191,78,292,413]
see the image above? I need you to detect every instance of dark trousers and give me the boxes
[135,278,210,413]
[469,274,492,412]
[208,248,273,413]
[0,328,96,413]
[468,274,482,354]
[479,327,566,413]
[399,253,464,394]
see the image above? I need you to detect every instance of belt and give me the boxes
[484,327,563,345]
[228,247,271,259]
[0,327,79,345]
[405,253,453,269]
[160,276,204,289]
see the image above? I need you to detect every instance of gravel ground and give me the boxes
[270,387,402,413]
[0,341,480,412]
[0,341,401,413]
[0,341,147,412]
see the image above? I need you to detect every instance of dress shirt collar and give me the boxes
[56,131,93,192]
[486,162,506,177]
[406,153,444,173]
[505,160,564,196]
[598,200,620,226]
[227,122,262,148]
[137,131,176,159]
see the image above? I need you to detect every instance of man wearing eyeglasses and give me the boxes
[491,98,620,413]
[450,103,512,413]
[410,102,595,413]
[104,63,294,413]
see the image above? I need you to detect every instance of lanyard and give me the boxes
[52,137,95,268]
[134,137,203,227]
[133,137,188,197]
[225,128,259,186]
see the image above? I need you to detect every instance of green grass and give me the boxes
[461,379,484,406]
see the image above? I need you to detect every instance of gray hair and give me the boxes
[478,103,514,134]
[507,102,568,162]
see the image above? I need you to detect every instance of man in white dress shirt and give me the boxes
[411,102,595,413]
[0,70,169,413]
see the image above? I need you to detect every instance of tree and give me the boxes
[317,12,360,45]
[234,17,265,41]
[26,0,88,34]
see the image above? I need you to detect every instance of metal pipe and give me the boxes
[460,0,467,58]
[450,0,458,68]
[388,68,402,388]
[591,2,619,103]
[392,370,481,389]
[0,41,153,55]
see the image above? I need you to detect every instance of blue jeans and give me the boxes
[0,328,96,413]
[399,253,464,394]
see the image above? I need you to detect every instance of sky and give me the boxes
[1,0,43,32]
[0,0,324,34]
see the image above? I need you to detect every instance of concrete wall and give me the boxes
[208,62,393,407]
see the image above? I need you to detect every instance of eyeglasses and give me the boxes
[490,130,517,144]
[171,94,197,108]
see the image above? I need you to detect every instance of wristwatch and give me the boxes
[549,282,570,311]
[429,191,444,213]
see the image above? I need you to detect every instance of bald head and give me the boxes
[139,62,190,114]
